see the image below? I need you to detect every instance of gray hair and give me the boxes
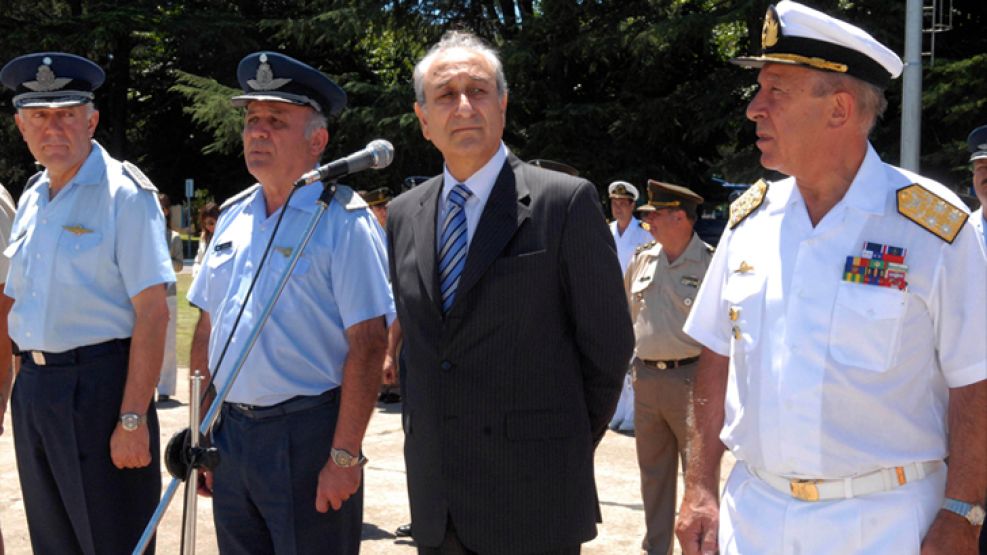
[413,30,508,105]
[17,102,97,118]
[811,72,887,135]
[304,109,328,139]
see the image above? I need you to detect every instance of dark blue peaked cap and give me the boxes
[0,52,104,108]
[231,52,347,116]
[967,125,987,162]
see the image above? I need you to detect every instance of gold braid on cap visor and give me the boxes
[764,53,848,73]
[648,200,682,207]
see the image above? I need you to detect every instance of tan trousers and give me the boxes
[632,357,695,555]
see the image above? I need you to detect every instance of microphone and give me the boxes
[294,139,395,187]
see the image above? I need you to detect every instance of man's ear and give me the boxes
[414,102,430,141]
[310,127,329,155]
[87,108,100,138]
[829,91,853,129]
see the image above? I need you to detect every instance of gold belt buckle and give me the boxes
[31,351,46,366]
[790,479,820,501]
[656,361,668,369]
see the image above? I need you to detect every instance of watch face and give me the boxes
[121,414,141,431]
[333,449,354,467]
[971,505,986,526]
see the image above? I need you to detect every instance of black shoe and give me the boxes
[395,523,412,537]
[157,394,171,403]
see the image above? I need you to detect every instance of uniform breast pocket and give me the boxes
[723,272,766,352]
[828,283,906,372]
[55,230,103,285]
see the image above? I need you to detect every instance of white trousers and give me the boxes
[720,461,945,555]
[609,370,635,431]
[157,296,178,396]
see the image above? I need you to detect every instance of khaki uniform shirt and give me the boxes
[625,232,713,360]
[0,185,16,281]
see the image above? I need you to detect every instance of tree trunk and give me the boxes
[105,31,131,158]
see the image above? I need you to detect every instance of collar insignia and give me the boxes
[23,58,72,92]
[247,53,291,91]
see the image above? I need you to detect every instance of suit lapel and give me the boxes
[413,176,443,310]
[454,155,531,307]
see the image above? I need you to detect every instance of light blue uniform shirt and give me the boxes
[188,182,394,406]
[4,141,175,352]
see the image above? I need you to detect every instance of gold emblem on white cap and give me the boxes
[248,53,291,91]
[762,6,780,48]
[23,57,71,93]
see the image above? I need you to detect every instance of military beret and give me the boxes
[732,1,903,89]
[231,51,347,116]
[0,52,104,109]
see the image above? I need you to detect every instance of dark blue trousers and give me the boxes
[12,346,160,555]
[212,389,362,555]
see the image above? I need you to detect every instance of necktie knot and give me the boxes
[448,183,471,209]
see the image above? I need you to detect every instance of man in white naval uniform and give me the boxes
[675,3,987,555]
[607,180,652,431]
[608,180,653,273]
[968,125,987,251]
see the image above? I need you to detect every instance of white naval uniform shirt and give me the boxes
[611,217,653,273]
[684,144,987,479]
[972,207,985,255]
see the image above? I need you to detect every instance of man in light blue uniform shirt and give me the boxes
[188,51,393,554]
[0,52,174,554]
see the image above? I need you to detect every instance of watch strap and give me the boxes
[942,498,986,526]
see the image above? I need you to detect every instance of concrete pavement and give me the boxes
[0,365,734,554]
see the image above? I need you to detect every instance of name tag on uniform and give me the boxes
[214,241,232,253]
[681,276,700,288]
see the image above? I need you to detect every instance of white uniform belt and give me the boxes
[748,461,942,502]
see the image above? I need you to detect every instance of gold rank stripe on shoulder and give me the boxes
[333,185,369,212]
[896,184,969,244]
[729,179,769,229]
[635,240,657,255]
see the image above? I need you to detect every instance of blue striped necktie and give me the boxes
[438,183,472,313]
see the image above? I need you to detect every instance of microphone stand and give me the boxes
[132,181,339,554]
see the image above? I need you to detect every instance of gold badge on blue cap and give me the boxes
[248,53,291,92]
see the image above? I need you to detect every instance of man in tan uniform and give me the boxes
[625,180,713,555]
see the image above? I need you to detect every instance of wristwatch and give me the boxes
[119,412,146,432]
[942,498,986,526]
[330,447,368,468]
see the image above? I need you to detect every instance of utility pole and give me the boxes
[900,0,922,172]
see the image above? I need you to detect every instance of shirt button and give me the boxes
[440,360,453,372]
[41,219,47,224]
[31,291,36,297]
[35,254,40,259]
[25,331,31,337]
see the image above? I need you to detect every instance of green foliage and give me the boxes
[0,0,983,205]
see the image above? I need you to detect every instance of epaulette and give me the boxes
[333,185,369,212]
[220,183,262,213]
[705,243,715,254]
[23,171,43,192]
[638,221,648,230]
[635,240,657,255]
[896,184,968,244]
[729,179,769,229]
[122,161,158,193]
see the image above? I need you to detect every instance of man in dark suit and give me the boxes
[387,30,634,554]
